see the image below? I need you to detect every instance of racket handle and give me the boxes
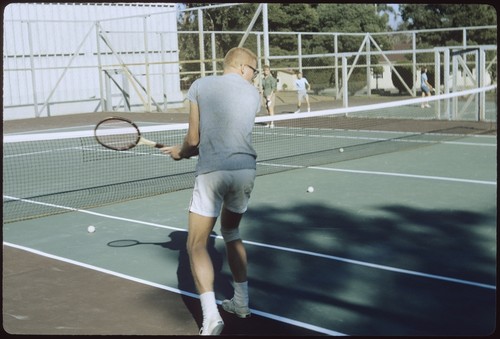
[155,143,166,149]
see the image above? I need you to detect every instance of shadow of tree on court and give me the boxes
[239,202,495,336]
[161,230,233,329]
[159,229,328,335]
[105,231,231,331]
[107,200,495,335]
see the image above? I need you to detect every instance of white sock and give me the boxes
[233,281,249,306]
[200,292,219,320]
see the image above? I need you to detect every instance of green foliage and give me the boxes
[176,3,496,89]
[372,65,384,77]
[400,4,497,46]
[346,70,366,96]
[268,3,319,32]
[317,4,386,33]
[391,65,414,94]
[178,3,392,71]
[392,65,448,95]
[178,3,261,74]
[399,4,497,86]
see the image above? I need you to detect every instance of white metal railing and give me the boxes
[2,3,497,121]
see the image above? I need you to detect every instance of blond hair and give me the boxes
[223,47,257,70]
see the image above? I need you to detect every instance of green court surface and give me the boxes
[3,132,496,335]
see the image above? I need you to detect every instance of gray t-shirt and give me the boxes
[187,73,260,176]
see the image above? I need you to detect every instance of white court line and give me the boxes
[443,140,496,147]
[257,163,497,186]
[3,195,495,290]
[4,125,97,135]
[3,241,346,336]
[309,167,497,186]
[241,239,495,290]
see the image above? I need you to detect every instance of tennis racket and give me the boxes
[94,117,165,151]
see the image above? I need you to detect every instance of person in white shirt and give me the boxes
[294,72,311,113]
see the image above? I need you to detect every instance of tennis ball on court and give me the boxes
[339,148,344,153]
[307,186,314,193]
[87,225,96,233]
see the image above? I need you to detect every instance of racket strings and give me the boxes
[95,120,140,151]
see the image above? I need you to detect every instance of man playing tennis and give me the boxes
[294,72,311,113]
[162,47,260,335]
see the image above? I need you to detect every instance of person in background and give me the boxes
[294,71,311,113]
[262,65,277,128]
[421,67,434,108]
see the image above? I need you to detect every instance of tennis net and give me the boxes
[3,87,496,222]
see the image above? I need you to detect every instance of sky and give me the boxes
[388,4,402,30]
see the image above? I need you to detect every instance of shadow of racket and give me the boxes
[107,239,168,248]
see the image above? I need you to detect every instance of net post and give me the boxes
[95,21,106,114]
[366,33,371,96]
[479,48,486,121]
[298,33,303,73]
[452,51,459,120]
[197,9,205,77]
[334,34,339,100]
[443,49,451,120]
[211,32,217,76]
[262,3,270,66]
[26,21,41,118]
[434,48,441,119]
[342,56,348,109]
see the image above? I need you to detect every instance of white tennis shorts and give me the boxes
[189,169,256,217]
[298,90,308,101]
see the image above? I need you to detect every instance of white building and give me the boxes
[276,70,297,91]
[3,3,182,120]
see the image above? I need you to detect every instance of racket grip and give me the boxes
[155,143,166,148]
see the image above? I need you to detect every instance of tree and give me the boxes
[266,3,319,58]
[177,3,264,77]
[314,4,392,89]
[400,4,497,46]
[177,3,393,81]
[268,3,319,33]
[317,4,387,33]
[178,3,392,57]
[399,4,497,86]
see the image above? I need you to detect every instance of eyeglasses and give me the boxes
[244,64,259,79]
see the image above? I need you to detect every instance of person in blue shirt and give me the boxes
[421,67,434,108]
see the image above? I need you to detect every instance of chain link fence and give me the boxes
[3,3,497,120]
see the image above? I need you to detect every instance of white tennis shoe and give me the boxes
[222,298,251,318]
[199,316,224,336]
